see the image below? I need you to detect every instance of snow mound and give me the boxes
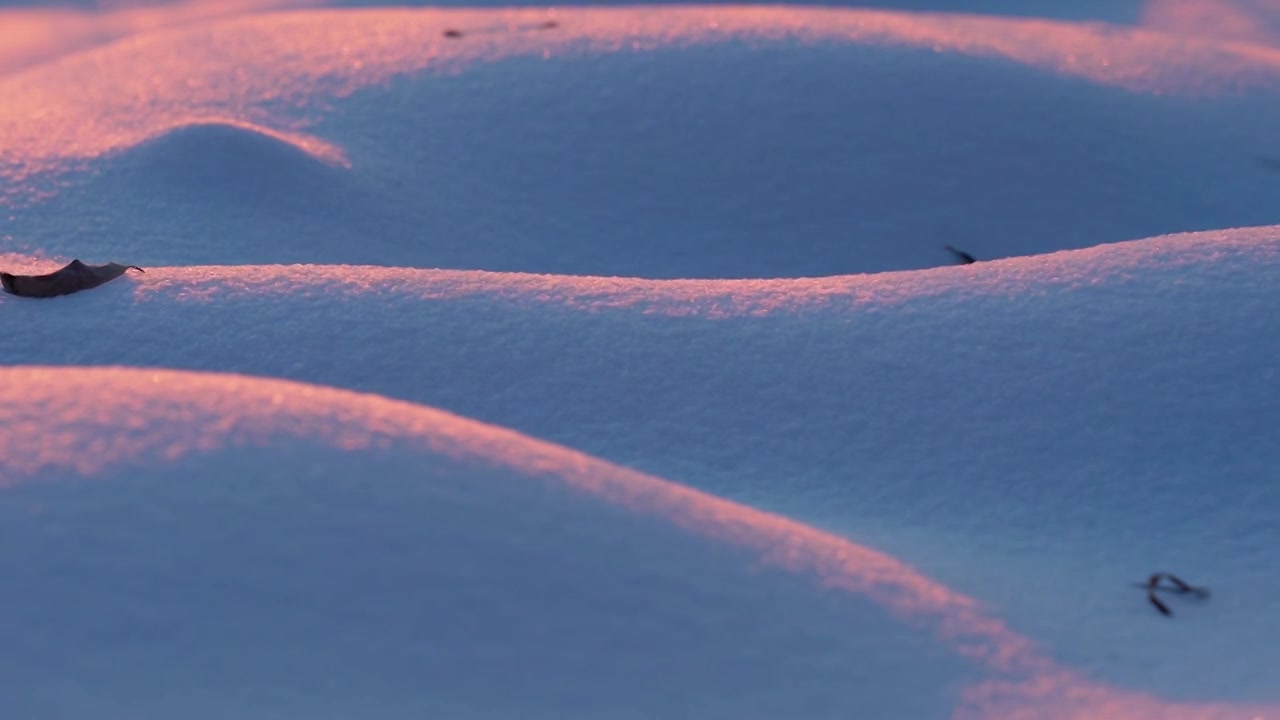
[3,4,1280,718]
[124,120,349,172]
[6,7,1280,273]
[1,365,1272,720]
[42,120,373,265]
[3,226,1278,702]
[106,121,350,208]
[0,367,963,719]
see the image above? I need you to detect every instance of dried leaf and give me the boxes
[1,259,144,298]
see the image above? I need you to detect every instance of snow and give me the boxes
[2,2,1279,719]
[2,367,979,719]
[7,7,1280,275]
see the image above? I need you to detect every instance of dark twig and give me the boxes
[944,245,977,265]
[1136,573,1210,617]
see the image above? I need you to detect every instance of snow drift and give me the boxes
[3,225,1278,703]
[1,366,1273,720]
[6,7,1280,273]
[2,2,1278,718]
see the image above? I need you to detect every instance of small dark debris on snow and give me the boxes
[944,245,977,265]
[1,259,144,298]
[536,20,559,29]
[1138,573,1210,617]
[442,28,464,38]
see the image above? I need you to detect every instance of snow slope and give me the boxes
[6,7,1280,276]
[2,2,1278,718]
[3,368,982,719]
[0,366,1273,720]
[4,225,1279,705]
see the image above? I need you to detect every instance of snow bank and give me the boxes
[5,7,1280,274]
[3,226,1278,702]
[1,366,1272,720]
[2,3,1278,717]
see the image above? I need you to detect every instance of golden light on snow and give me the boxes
[1,225,1270,316]
[3,5,1280,194]
[1,2,1277,717]
[0,365,1275,720]
[0,0,313,75]
[1142,0,1280,46]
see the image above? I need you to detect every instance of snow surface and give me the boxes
[2,1,1278,719]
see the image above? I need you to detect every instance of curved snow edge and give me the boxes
[0,364,1274,720]
[4,224,1275,316]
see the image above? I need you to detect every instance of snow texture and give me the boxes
[1,2,1278,719]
